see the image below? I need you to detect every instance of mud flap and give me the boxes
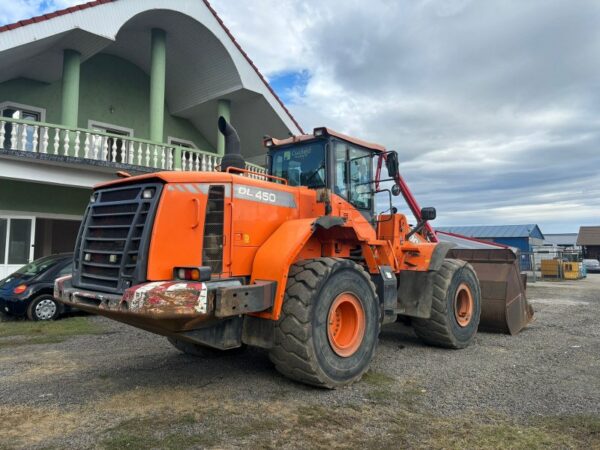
[448,248,534,335]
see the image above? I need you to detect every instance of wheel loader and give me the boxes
[55,117,532,388]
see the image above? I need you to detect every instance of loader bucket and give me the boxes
[448,248,534,335]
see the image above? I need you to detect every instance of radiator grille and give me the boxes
[202,185,225,274]
[72,183,162,294]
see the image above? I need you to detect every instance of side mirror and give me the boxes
[385,152,399,178]
[420,207,436,221]
[391,184,401,196]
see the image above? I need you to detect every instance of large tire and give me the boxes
[269,258,380,389]
[412,259,481,349]
[167,337,245,358]
[27,295,61,321]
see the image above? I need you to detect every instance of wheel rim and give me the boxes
[35,299,57,320]
[454,283,474,327]
[327,292,366,357]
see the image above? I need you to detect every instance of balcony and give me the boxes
[0,117,267,176]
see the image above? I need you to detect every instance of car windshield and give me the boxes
[14,255,65,277]
[270,141,326,188]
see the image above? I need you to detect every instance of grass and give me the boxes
[100,416,217,450]
[0,322,597,449]
[385,412,600,450]
[2,385,598,449]
[98,410,279,450]
[362,370,395,386]
[0,316,104,347]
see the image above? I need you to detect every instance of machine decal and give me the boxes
[233,184,296,208]
[166,184,231,196]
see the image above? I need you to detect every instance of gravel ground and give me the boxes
[0,274,598,449]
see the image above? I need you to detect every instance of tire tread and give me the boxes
[269,258,379,388]
[412,259,479,349]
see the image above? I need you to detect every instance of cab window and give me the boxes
[334,140,373,210]
[270,142,326,188]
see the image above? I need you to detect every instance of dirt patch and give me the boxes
[1,384,597,449]
[0,277,598,449]
[0,405,80,448]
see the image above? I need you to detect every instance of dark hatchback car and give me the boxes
[0,253,74,321]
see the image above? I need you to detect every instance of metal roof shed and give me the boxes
[435,224,544,254]
[577,226,600,259]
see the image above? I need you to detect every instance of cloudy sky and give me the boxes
[2,0,599,232]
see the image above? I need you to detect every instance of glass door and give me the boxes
[0,216,36,279]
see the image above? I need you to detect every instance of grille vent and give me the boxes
[72,183,162,294]
[202,185,225,274]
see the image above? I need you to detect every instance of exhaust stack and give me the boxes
[218,116,245,172]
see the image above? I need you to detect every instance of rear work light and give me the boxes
[13,284,27,295]
[174,266,211,282]
[142,188,155,199]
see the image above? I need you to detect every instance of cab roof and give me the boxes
[267,127,386,153]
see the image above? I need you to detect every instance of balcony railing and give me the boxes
[0,117,267,176]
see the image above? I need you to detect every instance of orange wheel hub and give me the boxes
[454,283,474,327]
[327,293,366,357]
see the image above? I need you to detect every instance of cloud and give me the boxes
[214,0,600,232]
[3,1,599,232]
[0,0,83,25]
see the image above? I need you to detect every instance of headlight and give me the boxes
[13,284,27,295]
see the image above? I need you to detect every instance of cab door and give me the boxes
[332,140,375,220]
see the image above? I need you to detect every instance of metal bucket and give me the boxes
[449,248,534,335]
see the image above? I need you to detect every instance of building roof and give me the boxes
[544,233,578,246]
[0,0,113,32]
[577,226,600,246]
[0,0,304,160]
[436,231,509,250]
[436,224,544,240]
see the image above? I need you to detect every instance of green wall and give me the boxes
[0,53,214,151]
[0,78,62,124]
[0,179,90,216]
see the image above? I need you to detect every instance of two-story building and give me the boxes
[0,0,303,277]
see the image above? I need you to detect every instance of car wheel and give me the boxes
[27,295,60,321]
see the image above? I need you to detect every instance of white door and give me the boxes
[0,216,36,279]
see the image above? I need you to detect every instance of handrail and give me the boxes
[0,116,212,153]
[225,166,283,183]
[0,116,268,176]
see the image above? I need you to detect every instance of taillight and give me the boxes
[174,267,211,282]
[13,284,27,295]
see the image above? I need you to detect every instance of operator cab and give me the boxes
[266,128,386,218]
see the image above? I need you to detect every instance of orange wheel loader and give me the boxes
[56,117,511,388]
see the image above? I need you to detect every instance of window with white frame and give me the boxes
[168,137,198,149]
[168,137,199,168]
[0,102,46,152]
[88,121,134,164]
